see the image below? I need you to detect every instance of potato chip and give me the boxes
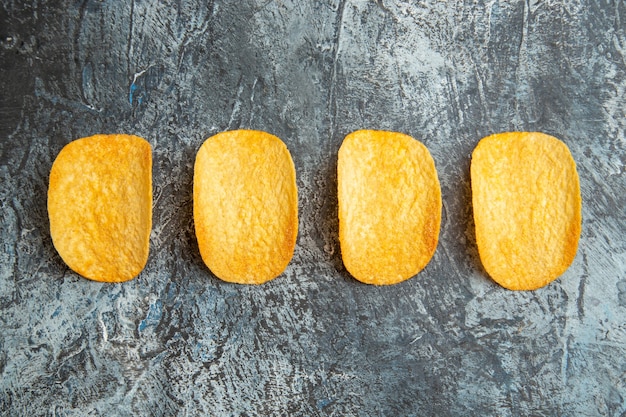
[338,130,441,285]
[471,132,582,290]
[194,130,298,284]
[48,134,152,282]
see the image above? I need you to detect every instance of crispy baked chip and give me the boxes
[471,132,582,290]
[194,130,298,284]
[48,134,152,282]
[338,130,441,285]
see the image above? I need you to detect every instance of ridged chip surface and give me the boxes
[471,132,582,290]
[338,130,441,285]
[48,134,152,283]
[194,130,298,284]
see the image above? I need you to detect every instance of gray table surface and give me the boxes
[1,1,625,416]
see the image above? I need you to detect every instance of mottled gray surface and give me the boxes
[1,0,625,415]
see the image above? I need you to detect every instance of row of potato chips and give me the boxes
[48,130,581,290]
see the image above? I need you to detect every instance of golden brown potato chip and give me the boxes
[194,130,298,284]
[48,134,152,283]
[338,130,441,285]
[471,132,582,290]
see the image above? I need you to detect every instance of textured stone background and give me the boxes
[1,1,626,415]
